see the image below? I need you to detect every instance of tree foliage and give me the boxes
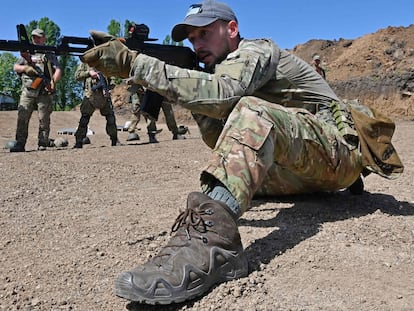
[0,17,189,111]
[107,20,122,37]
[162,35,184,47]
[0,52,21,102]
[27,17,61,46]
[123,20,134,38]
[54,55,83,111]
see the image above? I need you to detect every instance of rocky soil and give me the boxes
[1,110,413,311]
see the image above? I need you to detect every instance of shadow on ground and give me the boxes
[123,191,413,311]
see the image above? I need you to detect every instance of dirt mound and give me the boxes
[292,25,414,120]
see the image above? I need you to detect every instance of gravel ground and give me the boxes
[1,111,413,311]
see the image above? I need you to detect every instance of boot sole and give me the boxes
[114,247,248,305]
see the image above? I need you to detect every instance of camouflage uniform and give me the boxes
[74,62,118,145]
[311,55,326,79]
[14,52,60,148]
[127,84,158,137]
[130,38,400,215]
[127,84,182,140]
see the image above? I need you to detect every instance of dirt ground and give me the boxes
[0,110,413,311]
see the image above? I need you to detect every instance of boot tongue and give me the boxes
[150,192,233,267]
[150,207,208,267]
[186,192,212,209]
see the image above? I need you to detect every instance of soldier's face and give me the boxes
[32,35,46,46]
[187,21,232,69]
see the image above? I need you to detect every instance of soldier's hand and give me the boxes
[81,39,138,78]
[23,65,38,76]
[89,30,116,45]
[81,30,136,78]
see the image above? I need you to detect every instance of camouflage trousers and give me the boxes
[200,96,363,215]
[75,96,118,141]
[15,91,53,147]
[161,102,179,135]
[127,112,157,134]
[128,102,179,135]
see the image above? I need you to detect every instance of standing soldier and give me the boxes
[73,62,120,148]
[126,84,186,143]
[126,83,161,143]
[10,28,62,152]
[312,54,326,79]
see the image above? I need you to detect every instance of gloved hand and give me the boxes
[23,65,38,76]
[81,31,137,78]
[89,30,116,45]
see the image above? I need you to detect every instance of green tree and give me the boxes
[124,20,134,37]
[0,52,21,102]
[55,55,83,111]
[27,17,61,45]
[107,20,122,37]
[25,18,82,111]
[162,35,184,47]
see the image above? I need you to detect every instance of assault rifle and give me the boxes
[91,72,110,97]
[124,23,199,120]
[0,23,199,119]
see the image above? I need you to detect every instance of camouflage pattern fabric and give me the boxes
[16,53,60,98]
[201,97,362,212]
[130,38,400,215]
[75,63,118,140]
[127,88,157,134]
[127,86,180,135]
[15,92,53,146]
[14,52,59,147]
[161,102,180,135]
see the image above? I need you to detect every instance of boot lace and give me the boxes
[152,207,214,264]
[171,207,213,238]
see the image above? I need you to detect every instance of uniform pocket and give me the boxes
[227,105,273,151]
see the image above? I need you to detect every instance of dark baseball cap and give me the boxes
[172,0,237,42]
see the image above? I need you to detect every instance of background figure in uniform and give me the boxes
[162,101,188,140]
[73,62,120,148]
[126,84,186,143]
[126,84,161,143]
[312,54,326,79]
[82,0,403,305]
[10,28,62,152]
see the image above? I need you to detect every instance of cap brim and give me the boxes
[171,16,218,42]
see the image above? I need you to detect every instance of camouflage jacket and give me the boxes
[16,52,60,96]
[131,38,403,179]
[130,38,339,119]
[75,62,111,99]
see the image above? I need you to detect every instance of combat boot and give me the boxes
[111,138,122,146]
[9,141,25,152]
[37,140,48,151]
[148,133,159,144]
[115,192,248,305]
[73,140,83,149]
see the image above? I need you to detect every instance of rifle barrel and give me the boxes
[0,37,92,56]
